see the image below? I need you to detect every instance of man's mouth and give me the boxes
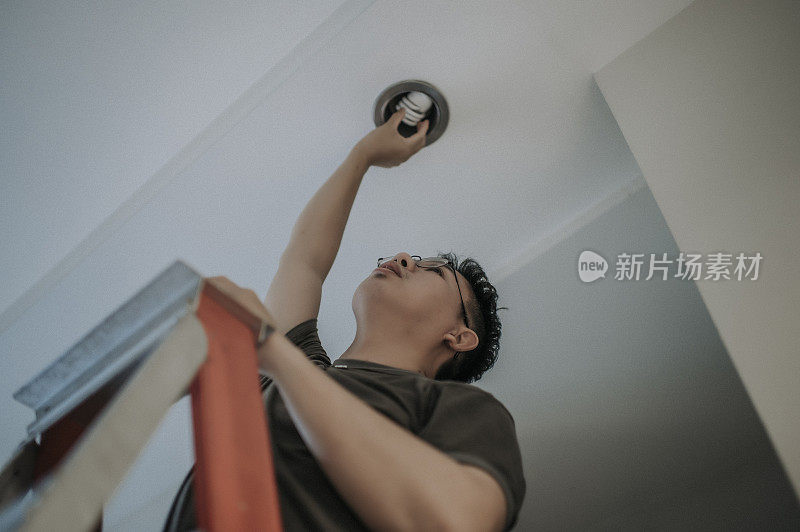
[375,266,400,277]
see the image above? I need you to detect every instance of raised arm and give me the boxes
[265,109,429,333]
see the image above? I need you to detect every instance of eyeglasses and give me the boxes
[377,255,470,330]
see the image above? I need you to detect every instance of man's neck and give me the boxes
[339,336,445,379]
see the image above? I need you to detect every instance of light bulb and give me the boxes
[395,91,433,127]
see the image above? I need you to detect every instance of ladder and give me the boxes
[0,261,282,531]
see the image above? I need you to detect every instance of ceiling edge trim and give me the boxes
[0,0,376,336]
[489,175,647,283]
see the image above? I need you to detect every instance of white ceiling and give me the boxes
[1,0,345,317]
[0,0,692,323]
[4,0,794,529]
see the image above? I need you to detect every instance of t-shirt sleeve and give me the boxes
[418,385,526,531]
[258,318,331,391]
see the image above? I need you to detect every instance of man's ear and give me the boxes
[444,327,479,353]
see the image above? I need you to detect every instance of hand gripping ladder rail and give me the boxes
[0,261,282,531]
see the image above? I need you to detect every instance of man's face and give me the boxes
[353,252,471,333]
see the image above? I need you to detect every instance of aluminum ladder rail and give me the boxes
[0,260,282,531]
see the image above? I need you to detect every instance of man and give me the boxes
[164,109,526,531]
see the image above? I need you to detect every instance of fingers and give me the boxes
[206,276,232,288]
[408,119,429,148]
[206,276,274,324]
[394,108,406,122]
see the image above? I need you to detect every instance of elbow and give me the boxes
[437,515,464,532]
[428,502,483,532]
[416,511,460,532]
[436,514,470,532]
[398,494,456,532]
[439,515,503,532]
[435,500,504,532]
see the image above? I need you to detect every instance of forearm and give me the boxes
[283,147,370,279]
[257,334,469,531]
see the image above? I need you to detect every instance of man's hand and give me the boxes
[205,275,274,330]
[352,108,429,168]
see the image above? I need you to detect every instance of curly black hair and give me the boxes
[433,252,508,383]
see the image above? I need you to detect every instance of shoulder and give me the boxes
[260,318,330,391]
[424,381,526,530]
[285,317,320,341]
[430,380,517,424]
[284,318,331,367]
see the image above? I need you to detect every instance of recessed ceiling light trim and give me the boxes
[372,80,449,146]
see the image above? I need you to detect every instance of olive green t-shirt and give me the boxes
[164,319,526,531]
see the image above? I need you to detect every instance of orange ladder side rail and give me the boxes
[191,283,283,531]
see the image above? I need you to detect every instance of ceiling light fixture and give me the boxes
[372,80,449,146]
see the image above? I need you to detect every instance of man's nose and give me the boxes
[391,252,417,271]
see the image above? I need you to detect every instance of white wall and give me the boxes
[492,181,799,530]
[587,457,800,531]
[596,0,800,500]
